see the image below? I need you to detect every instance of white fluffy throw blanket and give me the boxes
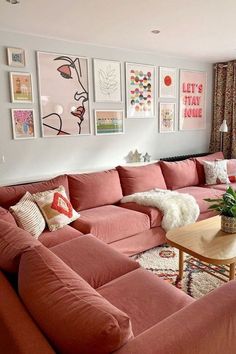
[121,189,200,231]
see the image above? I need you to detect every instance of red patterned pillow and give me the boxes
[33,186,79,231]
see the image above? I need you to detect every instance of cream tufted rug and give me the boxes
[132,244,224,299]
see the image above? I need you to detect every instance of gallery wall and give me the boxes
[0,30,213,185]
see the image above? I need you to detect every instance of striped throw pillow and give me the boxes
[10,192,46,238]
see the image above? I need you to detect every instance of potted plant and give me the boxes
[205,186,236,233]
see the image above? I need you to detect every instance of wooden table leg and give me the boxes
[229,263,235,280]
[179,250,184,280]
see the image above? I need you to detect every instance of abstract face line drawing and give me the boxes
[37,51,90,137]
[42,56,88,135]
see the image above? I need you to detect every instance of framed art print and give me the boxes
[7,47,25,67]
[95,110,124,135]
[93,59,122,102]
[37,51,91,137]
[179,70,207,130]
[11,109,36,139]
[10,72,33,103]
[126,62,156,118]
[159,103,176,133]
[159,67,177,98]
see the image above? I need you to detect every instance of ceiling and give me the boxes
[0,0,236,63]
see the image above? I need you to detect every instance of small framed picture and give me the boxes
[11,109,36,139]
[159,67,177,98]
[95,110,124,135]
[7,47,25,67]
[159,103,176,133]
[10,72,33,103]
[93,58,122,102]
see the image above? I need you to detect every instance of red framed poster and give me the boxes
[179,70,207,130]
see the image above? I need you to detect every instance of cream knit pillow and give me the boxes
[10,192,46,238]
[203,160,230,185]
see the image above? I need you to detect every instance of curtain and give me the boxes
[209,61,236,158]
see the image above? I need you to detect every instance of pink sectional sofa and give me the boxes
[0,151,234,256]
[1,220,236,354]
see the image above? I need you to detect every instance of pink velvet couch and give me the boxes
[0,151,234,256]
[1,219,236,354]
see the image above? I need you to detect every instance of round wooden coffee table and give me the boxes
[166,216,236,282]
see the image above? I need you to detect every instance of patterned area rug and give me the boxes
[133,244,225,299]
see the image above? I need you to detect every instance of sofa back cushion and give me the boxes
[68,169,123,211]
[117,163,167,196]
[0,220,40,273]
[160,159,199,190]
[0,175,69,210]
[0,207,17,225]
[0,271,55,354]
[18,246,133,354]
[194,152,224,184]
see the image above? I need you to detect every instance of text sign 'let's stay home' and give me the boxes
[179,70,207,130]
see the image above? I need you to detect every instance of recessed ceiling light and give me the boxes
[6,0,20,4]
[151,29,160,34]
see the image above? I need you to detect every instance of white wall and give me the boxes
[0,30,213,185]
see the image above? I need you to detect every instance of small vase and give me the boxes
[221,215,236,233]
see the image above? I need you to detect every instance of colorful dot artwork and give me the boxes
[129,68,153,115]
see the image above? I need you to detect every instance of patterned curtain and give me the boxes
[209,61,236,158]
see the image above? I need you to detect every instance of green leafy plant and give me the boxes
[205,186,236,217]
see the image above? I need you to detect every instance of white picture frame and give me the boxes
[179,70,207,131]
[95,110,124,135]
[159,67,177,98]
[159,103,176,133]
[11,109,36,139]
[125,62,156,118]
[37,51,91,137]
[7,47,25,67]
[9,72,33,103]
[93,58,122,102]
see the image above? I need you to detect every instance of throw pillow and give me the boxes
[33,186,80,231]
[229,176,236,183]
[203,160,230,185]
[10,192,46,238]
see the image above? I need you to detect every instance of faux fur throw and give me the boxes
[121,189,200,231]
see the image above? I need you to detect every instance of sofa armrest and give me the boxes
[0,271,55,354]
[115,280,236,354]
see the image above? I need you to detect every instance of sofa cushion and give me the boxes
[51,235,140,288]
[98,268,194,337]
[18,246,133,354]
[68,169,123,211]
[160,159,199,190]
[116,163,167,196]
[176,186,223,214]
[38,225,83,248]
[33,186,79,231]
[207,183,236,192]
[0,175,69,210]
[0,271,55,354]
[194,152,224,184]
[203,160,229,185]
[71,205,150,243]
[0,206,17,225]
[10,192,46,238]
[0,220,40,273]
[120,202,162,227]
[227,159,236,176]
